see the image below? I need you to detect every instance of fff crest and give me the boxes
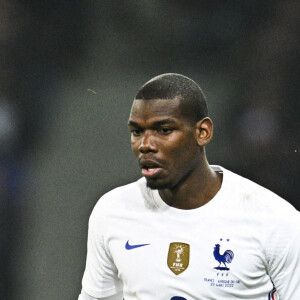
[167,242,190,275]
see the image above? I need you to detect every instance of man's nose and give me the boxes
[138,131,157,153]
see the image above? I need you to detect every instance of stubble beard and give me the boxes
[146,177,174,190]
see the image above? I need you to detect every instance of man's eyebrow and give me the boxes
[127,120,140,127]
[128,119,177,127]
[152,119,177,126]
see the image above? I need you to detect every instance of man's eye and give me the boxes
[131,129,142,136]
[159,128,173,135]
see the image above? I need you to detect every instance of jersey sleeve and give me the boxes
[80,202,123,298]
[264,206,300,299]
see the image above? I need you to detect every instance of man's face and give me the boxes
[128,98,202,190]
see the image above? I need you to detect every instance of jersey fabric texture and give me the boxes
[80,166,300,300]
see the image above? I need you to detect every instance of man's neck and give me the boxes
[158,162,222,210]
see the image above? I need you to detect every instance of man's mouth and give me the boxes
[141,166,163,177]
[139,159,164,178]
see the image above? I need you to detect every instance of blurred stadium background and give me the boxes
[0,1,299,299]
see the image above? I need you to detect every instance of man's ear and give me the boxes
[195,117,213,146]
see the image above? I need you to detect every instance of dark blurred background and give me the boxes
[0,1,299,299]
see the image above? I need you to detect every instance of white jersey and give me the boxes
[80,166,300,300]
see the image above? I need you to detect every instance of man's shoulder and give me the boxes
[220,166,297,214]
[91,177,148,217]
[103,177,146,199]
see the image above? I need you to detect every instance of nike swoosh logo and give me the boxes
[125,240,150,250]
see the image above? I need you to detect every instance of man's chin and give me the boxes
[146,178,171,190]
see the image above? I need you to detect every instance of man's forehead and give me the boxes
[130,98,183,117]
[128,98,194,128]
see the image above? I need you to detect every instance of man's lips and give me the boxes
[141,167,163,177]
[139,159,164,178]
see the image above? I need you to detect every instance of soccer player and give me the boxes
[79,74,300,300]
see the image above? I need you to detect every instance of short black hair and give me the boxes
[135,73,208,122]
